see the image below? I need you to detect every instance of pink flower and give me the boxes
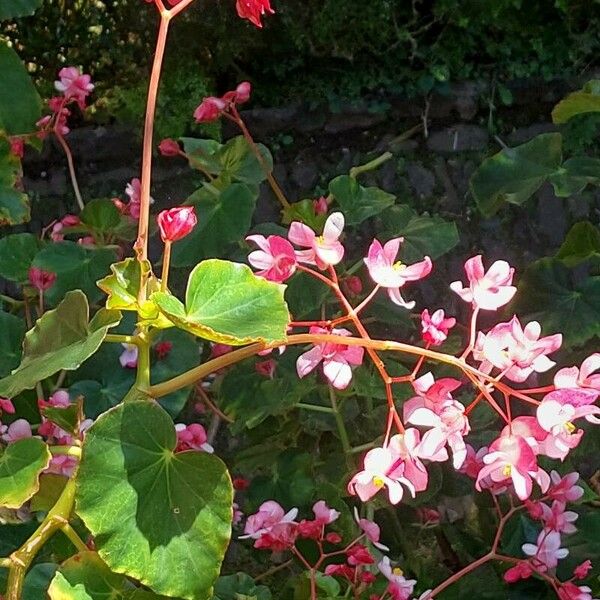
[157,206,198,243]
[459,444,488,479]
[255,359,276,379]
[420,309,456,346]
[347,543,374,566]
[175,423,213,453]
[0,398,15,414]
[54,67,94,109]
[548,471,584,503]
[296,326,364,389]
[540,500,578,534]
[537,391,600,437]
[478,317,562,382]
[288,212,345,270]
[522,529,568,571]
[50,214,81,242]
[28,267,56,292]
[119,343,138,369]
[354,507,389,551]
[154,341,173,360]
[0,419,32,443]
[342,275,363,297]
[233,502,243,525]
[325,564,355,581]
[193,96,226,123]
[46,454,78,477]
[558,582,596,600]
[240,500,298,540]
[378,557,417,600]
[222,81,252,104]
[450,255,516,310]
[246,235,297,282]
[347,445,416,505]
[312,500,340,525]
[236,0,274,27]
[313,196,328,215]
[124,178,153,219]
[158,138,181,156]
[476,434,549,500]
[363,238,432,308]
[504,561,533,583]
[10,138,24,158]
[555,354,600,392]
[574,560,593,580]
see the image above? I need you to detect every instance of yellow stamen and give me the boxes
[393,567,404,576]
[503,465,512,477]
[392,261,406,271]
[372,476,385,489]
[565,421,576,433]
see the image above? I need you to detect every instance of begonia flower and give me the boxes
[0,398,15,414]
[378,557,417,600]
[522,529,568,571]
[246,234,297,282]
[175,423,213,453]
[157,206,197,243]
[288,212,345,269]
[240,500,298,540]
[193,96,226,123]
[236,0,274,27]
[119,343,138,369]
[555,354,600,392]
[504,561,533,583]
[54,67,94,109]
[548,471,584,503]
[312,500,340,525]
[540,500,578,534]
[420,309,456,346]
[558,582,596,600]
[28,267,56,292]
[158,138,181,156]
[574,560,593,580]
[0,419,33,443]
[364,238,432,308]
[450,255,516,310]
[354,507,389,551]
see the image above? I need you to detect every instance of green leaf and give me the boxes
[171,181,258,268]
[153,259,289,345]
[0,43,42,135]
[552,80,600,124]
[181,136,272,185]
[33,242,118,307]
[0,310,25,377]
[381,204,459,262]
[0,233,41,282]
[31,474,68,512]
[0,438,51,508]
[23,563,58,600]
[0,135,30,225]
[41,400,82,437]
[76,402,233,600]
[212,573,272,600]
[80,199,122,232]
[0,0,42,20]
[282,199,327,230]
[329,175,395,225]
[511,258,600,347]
[470,133,563,216]
[48,551,168,600]
[314,573,340,597]
[285,271,330,319]
[555,221,600,266]
[0,291,121,397]
[549,157,600,197]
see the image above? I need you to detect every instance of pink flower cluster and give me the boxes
[194,82,252,123]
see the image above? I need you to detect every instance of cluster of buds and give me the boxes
[194,82,252,124]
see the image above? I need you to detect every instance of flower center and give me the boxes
[502,465,512,477]
[392,261,406,271]
[393,567,404,576]
[565,421,576,433]
[372,476,385,489]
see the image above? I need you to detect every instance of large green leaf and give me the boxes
[511,258,600,347]
[0,135,30,225]
[552,80,600,124]
[76,402,233,600]
[0,0,42,20]
[23,563,59,600]
[0,43,42,135]
[33,242,117,306]
[329,175,395,225]
[0,310,25,377]
[171,181,257,268]
[0,438,51,508]
[0,291,121,397]
[212,573,272,600]
[549,157,600,197]
[0,233,42,282]
[181,136,272,185]
[80,199,122,233]
[555,221,600,267]
[380,204,459,262]
[470,133,563,216]
[153,259,289,345]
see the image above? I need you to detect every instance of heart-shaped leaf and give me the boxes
[213,573,272,600]
[0,0,43,20]
[552,80,600,124]
[0,291,121,397]
[48,551,168,600]
[0,438,51,508]
[79,199,122,233]
[76,401,233,600]
[0,233,42,282]
[470,133,563,216]
[329,175,395,225]
[153,259,289,345]
[555,221,600,267]
[0,134,30,225]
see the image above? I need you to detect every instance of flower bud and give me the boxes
[157,206,197,243]
[159,138,180,157]
[193,96,226,123]
[28,267,56,292]
[235,81,252,104]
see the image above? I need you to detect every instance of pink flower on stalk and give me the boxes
[51,214,81,241]
[0,419,32,443]
[193,96,226,123]
[504,561,533,583]
[420,309,456,346]
[119,343,138,368]
[450,255,516,310]
[378,557,417,600]
[0,398,15,414]
[537,390,600,437]
[459,444,488,479]
[574,560,593,580]
[236,0,274,27]
[288,212,345,270]
[157,206,197,243]
[158,138,181,156]
[558,582,596,600]
[246,235,297,282]
[222,81,252,105]
[522,529,568,571]
[478,317,562,383]
[555,354,600,392]
[353,507,390,551]
[54,67,94,109]
[296,326,364,389]
[28,267,56,291]
[240,500,298,540]
[363,238,432,308]
[312,500,340,525]
[548,471,584,503]
[123,178,152,219]
[540,500,578,534]
[347,445,416,505]
[175,423,213,453]
[476,434,549,500]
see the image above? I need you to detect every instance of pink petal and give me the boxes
[322,212,345,243]
[296,346,323,378]
[288,222,315,247]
